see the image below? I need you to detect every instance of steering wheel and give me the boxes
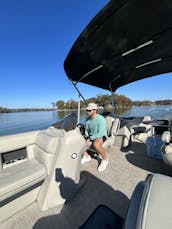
[77,123,85,136]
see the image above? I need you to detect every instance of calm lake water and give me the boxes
[0,110,67,136]
[0,105,172,136]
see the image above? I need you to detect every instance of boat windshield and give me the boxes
[148,109,172,119]
[118,106,172,120]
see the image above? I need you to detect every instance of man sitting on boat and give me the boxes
[81,103,108,172]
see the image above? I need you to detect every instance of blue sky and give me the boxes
[0,0,172,109]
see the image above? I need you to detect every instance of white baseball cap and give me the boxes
[86,103,98,110]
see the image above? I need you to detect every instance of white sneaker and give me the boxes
[81,155,91,164]
[98,159,108,172]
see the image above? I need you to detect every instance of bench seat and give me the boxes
[0,159,47,203]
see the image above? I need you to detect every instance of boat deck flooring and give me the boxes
[1,140,172,229]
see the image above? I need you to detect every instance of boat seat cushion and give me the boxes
[106,116,115,137]
[124,181,145,229]
[0,159,47,202]
[161,131,172,166]
[105,116,120,137]
[162,131,171,144]
[136,174,172,229]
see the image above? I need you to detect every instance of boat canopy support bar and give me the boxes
[109,75,121,117]
[70,80,87,124]
[70,66,119,123]
[70,80,87,106]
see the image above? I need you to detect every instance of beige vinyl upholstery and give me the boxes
[0,130,40,154]
[0,128,63,222]
[107,117,120,136]
[103,116,120,149]
[0,159,47,202]
[0,130,49,223]
[115,125,131,148]
[0,126,87,221]
[125,173,172,229]
[139,116,152,137]
[162,131,171,143]
[106,116,115,137]
[131,116,152,142]
[27,127,64,174]
[37,127,87,210]
[137,174,172,229]
[161,131,172,166]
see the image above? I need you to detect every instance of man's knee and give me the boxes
[93,141,98,149]
[93,139,103,149]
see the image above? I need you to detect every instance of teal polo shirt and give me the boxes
[85,114,107,141]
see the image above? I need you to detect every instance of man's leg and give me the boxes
[93,138,107,160]
[83,151,90,157]
[93,138,108,171]
[81,139,92,164]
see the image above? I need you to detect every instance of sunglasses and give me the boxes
[86,109,92,112]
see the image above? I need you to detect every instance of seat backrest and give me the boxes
[105,116,115,137]
[162,131,171,144]
[105,116,120,137]
[112,118,120,135]
[125,173,172,229]
[116,125,131,148]
[136,174,172,229]
[161,131,172,166]
[140,116,152,134]
[142,116,151,122]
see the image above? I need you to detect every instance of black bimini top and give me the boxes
[64,0,172,92]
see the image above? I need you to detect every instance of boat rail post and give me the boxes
[77,94,81,124]
[111,92,115,117]
[109,75,121,117]
[109,85,115,117]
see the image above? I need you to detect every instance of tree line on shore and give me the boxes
[1,93,172,113]
[56,93,172,110]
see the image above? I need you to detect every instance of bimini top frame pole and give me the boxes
[70,64,122,122]
[108,75,121,117]
[70,80,87,106]
[70,64,104,123]
[70,80,87,124]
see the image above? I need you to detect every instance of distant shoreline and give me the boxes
[0,108,81,113]
[1,103,172,114]
[0,108,57,113]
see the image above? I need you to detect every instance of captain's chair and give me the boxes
[131,116,152,142]
[89,116,120,152]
